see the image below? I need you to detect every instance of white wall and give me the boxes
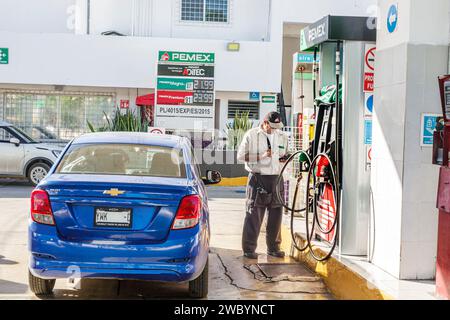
[0,0,378,38]
[371,0,449,280]
[83,0,272,41]
[0,0,383,98]
[0,0,283,93]
[0,31,282,92]
[90,0,133,36]
[0,0,76,33]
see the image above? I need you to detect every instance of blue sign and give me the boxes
[421,114,439,146]
[366,94,374,114]
[297,53,320,64]
[364,119,373,145]
[249,92,260,101]
[387,4,398,34]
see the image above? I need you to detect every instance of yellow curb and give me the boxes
[281,225,394,300]
[216,176,248,187]
[280,220,292,254]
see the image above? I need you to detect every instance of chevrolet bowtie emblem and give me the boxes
[103,188,125,197]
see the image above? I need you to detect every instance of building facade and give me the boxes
[0,0,375,141]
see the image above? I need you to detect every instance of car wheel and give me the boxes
[188,258,209,299]
[28,163,51,186]
[28,270,55,296]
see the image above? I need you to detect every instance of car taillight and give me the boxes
[172,195,201,230]
[31,189,55,226]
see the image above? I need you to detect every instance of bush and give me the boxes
[87,108,148,133]
[226,111,253,150]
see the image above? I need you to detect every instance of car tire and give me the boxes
[188,258,209,299]
[28,162,51,186]
[28,270,55,296]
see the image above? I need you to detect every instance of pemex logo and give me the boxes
[161,52,170,61]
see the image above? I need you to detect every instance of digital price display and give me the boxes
[193,91,214,105]
[193,79,215,91]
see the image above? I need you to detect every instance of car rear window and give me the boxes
[55,144,186,178]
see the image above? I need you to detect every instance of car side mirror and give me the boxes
[9,138,20,147]
[202,170,222,185]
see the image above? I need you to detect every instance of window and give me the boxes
[0,128,14,142]
[181,0,229,23]
[56,144,187,178]
[1,92,115,141]
[228,101,260,120]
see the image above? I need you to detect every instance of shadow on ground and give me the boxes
[0,255,18,265]
[0,179,33,198]
[0,279,29,294]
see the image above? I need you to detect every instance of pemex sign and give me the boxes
[156,50,216,130]
[159,51,215,64]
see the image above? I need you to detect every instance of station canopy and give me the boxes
[300,15,377,51]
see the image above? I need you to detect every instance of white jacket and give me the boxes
[237,126,289,175]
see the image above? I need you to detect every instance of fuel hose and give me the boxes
[275,151,340,261]
[275,150,312,252]
[305,153,340,262]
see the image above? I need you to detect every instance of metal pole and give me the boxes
[87,0,91,35]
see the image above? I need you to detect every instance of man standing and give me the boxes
[237,112,289,259]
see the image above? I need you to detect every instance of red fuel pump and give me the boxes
[435,76,450,299]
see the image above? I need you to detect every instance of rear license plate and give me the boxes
[94,207,132,228]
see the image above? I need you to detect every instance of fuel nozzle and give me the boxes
[316,155,331,179]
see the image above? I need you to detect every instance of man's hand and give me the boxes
[244,149,272,162]
[279,154,291,163]
[261,149,272,159]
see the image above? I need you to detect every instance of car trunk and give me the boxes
[42,174,191,244]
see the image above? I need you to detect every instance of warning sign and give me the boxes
[119,100,130,109]
[366,146,372,165]
[148,127,166,135]
[365,47,376,71]
[317,183,337,243]
[364,45,376,93]
[364,73,375,92]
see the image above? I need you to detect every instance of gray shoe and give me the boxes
[267,250,286,258]
[243,252,259,260]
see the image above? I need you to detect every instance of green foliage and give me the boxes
[87,108,148,133]
[226,111,253,150]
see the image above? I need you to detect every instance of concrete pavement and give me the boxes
[0,180,332,300]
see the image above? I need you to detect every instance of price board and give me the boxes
[155,51,215,130]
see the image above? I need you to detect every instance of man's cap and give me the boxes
[264,111,284,129]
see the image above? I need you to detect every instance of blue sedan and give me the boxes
[28,132,221,298]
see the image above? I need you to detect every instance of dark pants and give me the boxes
[242,173,284,253]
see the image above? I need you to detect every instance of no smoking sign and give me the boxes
[365,47,375,71]
[363,45,376,93]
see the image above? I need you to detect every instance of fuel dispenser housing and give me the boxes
[434,75,450,299]
[300,16,376,256]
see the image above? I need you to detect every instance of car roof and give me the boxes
[72,132,188,148]
[0,121,12,126]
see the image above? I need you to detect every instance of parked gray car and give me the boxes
[0,121,65,185]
